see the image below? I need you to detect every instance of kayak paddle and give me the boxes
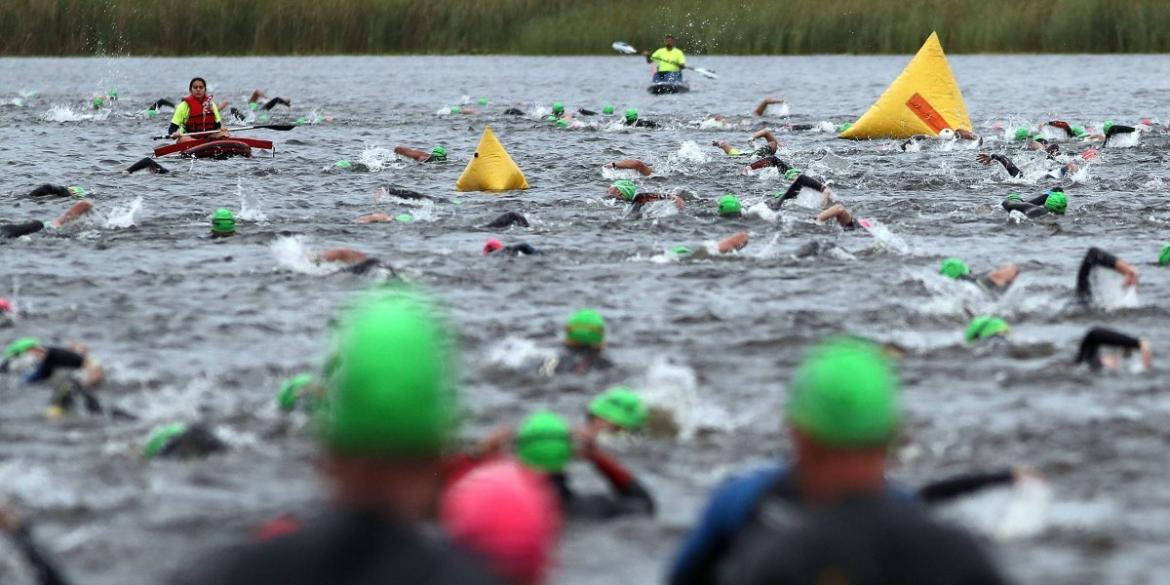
[610,41,719,79]
[151,123,297,140]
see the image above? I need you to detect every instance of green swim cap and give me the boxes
[1072,125,1086,138]
[1013,128,1030,141]
[334,160,353,169]
[143,422,188,459]
[146,108,158,118]
[249,102,260,111]
[318,289,458,456]
[612,180,637,201]
[1044,190,1067,214]
[91,96,103,109]
[556,119,569,128]
[278,373,315,412]
[515,411,572,473]
[718,194,742,217]
[1104,120,1114,133]
[107,89,118,99]
[939,257,971,279]
[671,245,692,256]
[395,214,414,223]
[4,337,39,359]
[965,316,1010,343]
[258,113,270,122]
[450,106,462,115]
[477,97,488,106]
[552,102,564,115]
[836,122,852,133]
[295,117,307,125]
[589,386,648,430]
[602,104,614,115]
[1004,193,1023,203]
[786,338,900,447]
[1159,244,1170,266]
[784,168,802,181]
[625,108,638,122]
[431,146,447,160]
[211,208,235,234]
[67,186,87,197]
[565,308,605,348]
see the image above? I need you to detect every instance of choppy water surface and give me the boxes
[2,55,1170,584]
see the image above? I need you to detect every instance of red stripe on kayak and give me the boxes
[905,93,951,134]
[153,137,274,158]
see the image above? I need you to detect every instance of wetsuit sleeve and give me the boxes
[586,450,655,515]
[262,97,291,111]
[1027,193,1049,206]
[26,348,84,384]
[989,155,1021,177]
[27,185,70,197]
[1076,247,1119,301]
[170,101,189,131]
[1075,327,1141,370]
[8,523,72,585]
[917,469,1014,504]
[2,221,46,239]
[777,174,826,203]
[668,468,782,585]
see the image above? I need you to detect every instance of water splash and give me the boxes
[858,218,911,255]
[236,179,268,222]
[269,236,332,276]
[41,104,108,122]
[104,196,143,229]
[639,356,734,440]
[1089,268,1139,310]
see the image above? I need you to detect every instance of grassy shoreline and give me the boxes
[3,0,1169,56]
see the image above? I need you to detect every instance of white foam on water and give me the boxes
[1090,268,1140,310]
[236,180,268,222]
[642,199,680,219]
[792,187,828,209]
[269,236,333,276]
[483,336,557,370]
[749,166,779,182]
[765,102,790,117]
[746,201,779,223]
[670,140,710,164]
[697,118,735,130]
[600,166,642,180]
[1107,130,1141,148]
[41,104,108,122]
[939,476,1052,541]
[815,120,837,133]
[639,356,735,440]
[859,218,910,255]
[104,196,143,229]
[358,145,400,171]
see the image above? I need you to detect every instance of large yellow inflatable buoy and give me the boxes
[455,126,529,192]
[839,32,972,140]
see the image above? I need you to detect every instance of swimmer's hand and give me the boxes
[169,131,182,139]
[976,153,992,165]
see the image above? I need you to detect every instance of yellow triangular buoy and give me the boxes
[455,126,529,192]
[839,32,972,140]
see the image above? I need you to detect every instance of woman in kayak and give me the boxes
[168,77,230,143]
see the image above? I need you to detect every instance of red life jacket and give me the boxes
[182,95,218,133]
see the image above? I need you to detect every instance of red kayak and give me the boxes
[153,137,275,159]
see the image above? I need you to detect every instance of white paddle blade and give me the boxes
[612,41,637,54]
[693,67,718,79]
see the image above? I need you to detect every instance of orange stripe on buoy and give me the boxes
[905,93,951,133]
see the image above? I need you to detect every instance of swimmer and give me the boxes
[547,308,612,375]
[0,298,12,329]
[503,107,527,116]
[1044,120,1088,139]
[247,89,292,111]
[965,315,1010,345]
[210,208,236,238]
[622,108,659,129]
[168,77,230,143]
[938,257,1020,294]
[671,232,750,257]
[394,145,447,163]
[717,195,742,218]
[483,211,530,229]
[1075,327,1152,372]
[123,157,169,175]
[0,337,106,418]
[447,105,478,115]
[1102,120,1139,147]
[712,129,780,158]
[753,97,786,117]
[149,98,175,110]
[2,200,94,239]
[483,238,541,256]
[767,172,831,211]
[604,159,653,176]
[1000,188,1067,218]
[1076,246,1139,303]
[816,202,860,230]
[316,248,398,276]
[977,152,1080,179]
[143,422,228,459]
[22,184,86,198]
[277,372,325,413]
[607,180,683,210]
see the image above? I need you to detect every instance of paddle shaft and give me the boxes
[151,123,295,140]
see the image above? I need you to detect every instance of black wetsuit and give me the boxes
[346,258,397,277]
[551,450,655,519]
[382,187,432,200]
[158,424,228,459]
[4,520,72,585]
[2,220,45,239]
[150,98,176,110]
[768,175,825,211]
[260,97,291,111]
[625,118,660,129]
[713,490,1008,585]
[983,154,1022,177]
[1075,327,1142,371]
[125,157,170,175]
[488,243,541,257]
[1075,247,1121,302]
[1046,121,1080,138]
[1001,192,1057,218]
[553,346,613,374]
[483,211,529,228]
[173,506,503,585]
[26,184,72,197]
[748,154,790,172]
[1103,124,1136,147]
[578,108,598,116]
[503,108,526,116]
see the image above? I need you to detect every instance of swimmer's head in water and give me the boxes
[565,308,606,348]
[836,122,853,134]
[67,186,87,197]
[1013,128,1030,141]
[589,386,648,431]
[939,257,970,279]
[551,102,564,116]
[1104,120,1115,133]
[1072,125,1086,137]
[395,214,414,223]
[784,168,802,181]
[602,104,614,115]
[477,97,488,106]
[1044,189,1067,214]
[938,128,955,140]
[334,159,353,169]
[4,337,39,359]
[319,289,457,456]
[91,96,104,109]
[965,316,1010,344]
[483,238,504,256]
[107,89,118,100]
[555,119,569,128]
[211,208,236,235]
[718,194,742,217]
[786,337,900,447]
[0,298,10,313]
[611,180,637,201]
[146,108,157,118]
[515,411,572,473]
[450,106,462,114]
[625,108,638,123]
[671,245,692,256]
[143,422,188,459]
[1159,245,1170,266]
[278,373,315,412]
[431,146,447,160]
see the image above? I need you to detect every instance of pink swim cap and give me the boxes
[483,238,505,255]
[441,460,561,585]
[0,298,10,313]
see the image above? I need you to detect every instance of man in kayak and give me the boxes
[168,77,230,143]
[667,338,1009,585]
[394,145,447,163]
[174,291,502,585]
[642,34,686,83]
